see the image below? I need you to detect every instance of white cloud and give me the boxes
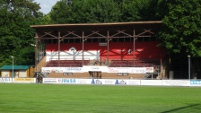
[34,0,60,14]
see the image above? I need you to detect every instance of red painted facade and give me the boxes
[46,42,165,60]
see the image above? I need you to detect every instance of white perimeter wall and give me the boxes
[1,78,201,87]
[42,78,201,87]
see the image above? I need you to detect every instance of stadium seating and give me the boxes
[46,60,89,67]
[46,59,159,67]
[110,59,160,67]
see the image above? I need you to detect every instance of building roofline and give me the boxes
[0,65,30,70]
[31,21,162,28]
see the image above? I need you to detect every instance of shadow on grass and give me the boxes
[161,104,200,113]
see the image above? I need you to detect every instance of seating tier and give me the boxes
[46,60,89,67]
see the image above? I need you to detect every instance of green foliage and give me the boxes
[39,14,52,25]
[49,0,73,24]
[50,0,161,23]
[120,0,150,21]
[157,0,201,76]
[50,0,163,23]
[50,0,121,23]
[158,0,201,57]
[0,0,42,66]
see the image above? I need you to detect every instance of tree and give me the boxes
[120,0,150,21]
[49,0,73,24]
[50,0,156,23]
[139,0,166,21]
[50,0,121,23]
[0,0,42,66]
[158,0,201,78]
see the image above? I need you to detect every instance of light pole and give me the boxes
[10,56,14,78]
[187,55,191,80]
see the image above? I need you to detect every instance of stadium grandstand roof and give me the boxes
[31,21,162,28]
[30,21,162,39]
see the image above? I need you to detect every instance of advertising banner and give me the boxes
[90,79,141,85]
[162,80,189,86]
[190,80,201,86]
[60,78,77,84]
[108,67,154,74]
[82,66,108,72]
[42,67,83,73]
[91,79,116,85]
[0,78,12,83]
[76,79,92,84]
[13,78,36,83]
[43,78,60,84]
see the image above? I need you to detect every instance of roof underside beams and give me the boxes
[31,21,162,41]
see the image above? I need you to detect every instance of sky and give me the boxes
[34,0,60,14]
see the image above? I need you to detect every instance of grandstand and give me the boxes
[31,21,165,80]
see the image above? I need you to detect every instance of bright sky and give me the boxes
[34,0,60,14]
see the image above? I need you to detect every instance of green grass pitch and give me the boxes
[0,84,201,113]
